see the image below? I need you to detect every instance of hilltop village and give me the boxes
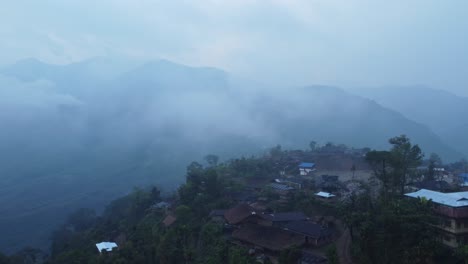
[2,137,468,264]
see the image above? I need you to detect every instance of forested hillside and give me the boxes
[0,136,463,264]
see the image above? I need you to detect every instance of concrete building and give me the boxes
[405,189,468,248]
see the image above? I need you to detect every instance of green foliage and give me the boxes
[38,137,450,263]
[279,247,301,264]
[228,247,254,264]
[342,184,440,263]
[366,135,423,199]
[309,140,317,151]
[455,245,468,264]
[269,144,282,158]
[0,252,9,264]
[326,245,339,264]
[175,205,192,224]
[46,160,250,263]
[388,135,423,193]
[427,153,442,181]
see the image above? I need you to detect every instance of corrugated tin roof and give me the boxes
[315,192,335,198]
[284,221,330,238]
[405,189,468,207]
[260,212,307,222]
[96,242,118,252]
[269,183,295,191]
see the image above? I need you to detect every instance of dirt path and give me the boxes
[336,228,352,264]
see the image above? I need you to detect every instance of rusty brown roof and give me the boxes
[224,203,256,224]
[162,214,177,227]
[232,224,304,251]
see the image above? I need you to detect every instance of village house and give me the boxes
[249,201,271,212]
[405,189,468,248]
[258,212,308,227]
[223,201,333,256]
[232,224,305,252]
[224,203,260,225]
[268,182,295,193]
[275,177,305,189]
[316,175,340,191]
[299,162,316,176]
[284,221,333,247]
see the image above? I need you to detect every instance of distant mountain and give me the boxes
[250,85,462,159]
[0,58,462,252]
[351,86,468,158]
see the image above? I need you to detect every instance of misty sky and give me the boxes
[2,0,468,96]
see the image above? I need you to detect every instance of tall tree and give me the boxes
[309,141,317,151]
[427,153,442,181]
[388,135,423,195]
[366,150,391,199]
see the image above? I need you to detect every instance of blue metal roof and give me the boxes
[405,189,468,207]
[299,162,315,168]
[459,173,468,179]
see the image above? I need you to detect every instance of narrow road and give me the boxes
[336,228,352,264]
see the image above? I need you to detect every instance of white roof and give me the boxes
[405,189,468,207]
[96,242,118,252]
[315,192,335,198]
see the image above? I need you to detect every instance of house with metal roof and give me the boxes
[299,162,316,175]
[275,177,305,189]
[283,221,332,246]
[232,224,304,252]
[269,183,295,192]
[259,212,308,227]
[405,189,468,208]
[405,189,468,248]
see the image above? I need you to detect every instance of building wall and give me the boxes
[433,205,468,248]
[439,230,468,248]
[435,205,468,218]
[299,168,314,176]
[439,218,468,234]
